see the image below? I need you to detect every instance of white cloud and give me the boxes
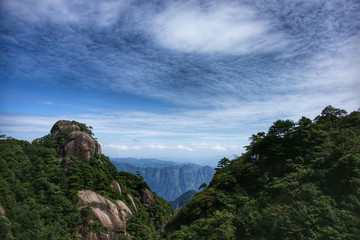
[212,145,227,151]
[148,1,287,54]
[107,144,129,150]
[105,143,194,152]
[176,144,193,151]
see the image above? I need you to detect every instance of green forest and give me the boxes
[0,106,359,239]
[0,121,174,240]
[164,106,360,239]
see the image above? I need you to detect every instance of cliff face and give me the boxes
[0,120,174,240]
[112,162,215,201]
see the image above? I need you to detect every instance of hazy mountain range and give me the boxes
[111,158,215,201]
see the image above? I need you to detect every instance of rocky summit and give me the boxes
[51,120,101,160]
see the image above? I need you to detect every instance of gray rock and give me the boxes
[51,120,80,135]
[77,190,133,239]
[116,200,133,222]
[65,131,98,160]
[127,194,137,213]
[112,162,215,201]
[140,189,154,205]
[50,120,102,160]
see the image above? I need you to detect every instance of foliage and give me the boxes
[198,183,207,190]
[71,120,94,136]
[215,157,231,170]
[0,122,173,240]
[164,106,360,240]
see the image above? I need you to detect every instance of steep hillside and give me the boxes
[112,161,215,201]
[169,190,197,210]
[164,106,360,239]
[0,120,174,240]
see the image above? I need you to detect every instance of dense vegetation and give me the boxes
[0,122,173,240]
[164,106,360,240]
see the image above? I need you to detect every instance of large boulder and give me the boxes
[77,190,133,239]
[140,189,154,208]
[140,189,154,204]
[65,131,99,160]
[50,120,101,160]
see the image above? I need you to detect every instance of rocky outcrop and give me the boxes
[51,120,80,135]
[65,131,100,160]
[140,189,154,206]
[51,120,101,160]
[77,190,132,239]
[115,200,133,222]
[127,194,137,213]
[110,181,122,195]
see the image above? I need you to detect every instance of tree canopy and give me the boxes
[164,106,360,240]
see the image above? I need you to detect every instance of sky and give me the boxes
[0,0,359,166]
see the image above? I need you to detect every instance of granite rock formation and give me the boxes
[51,120,101,160]
[77,190,131,239]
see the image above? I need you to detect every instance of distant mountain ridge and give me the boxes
[111,157,202,169]
[111,158,215,201]
[170,190,197,209]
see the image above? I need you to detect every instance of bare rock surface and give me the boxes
[140,189,154,205]
[65,131,99,160]
[77,190,133,239]
[116,200,133,222]
[50,120,101,160]
[127,194,137,213]
[51,120,80,135]
[110,180,122,195]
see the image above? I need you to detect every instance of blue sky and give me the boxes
[1,0,359,166]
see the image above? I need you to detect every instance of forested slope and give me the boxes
[0,120,173,240]
[164,106,360,240]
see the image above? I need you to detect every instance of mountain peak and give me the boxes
[50,120,101,160]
